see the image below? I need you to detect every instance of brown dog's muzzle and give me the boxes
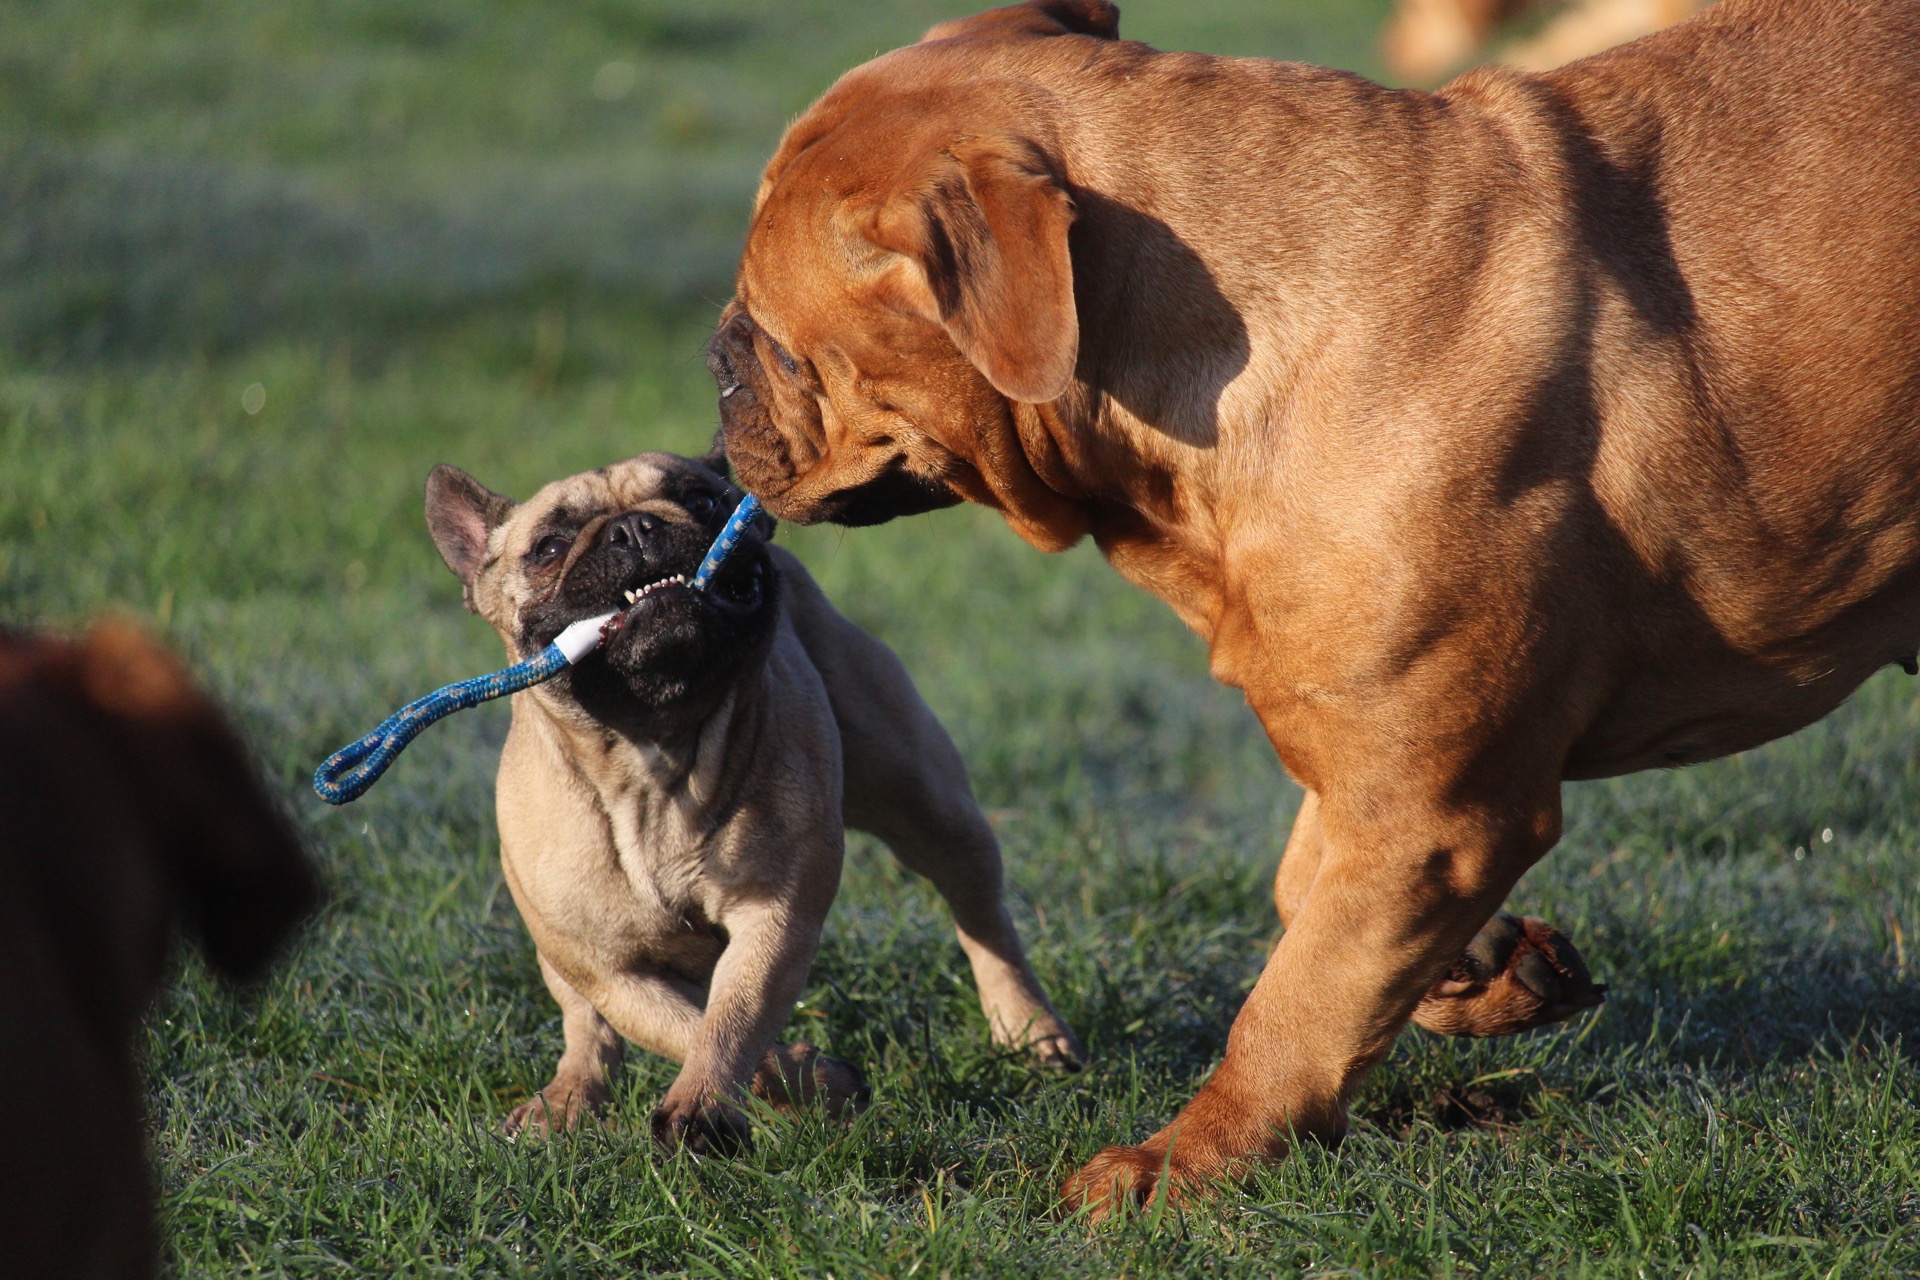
[705,307,961,527]
[707,309,808,508]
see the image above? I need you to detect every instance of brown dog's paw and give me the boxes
[1413,914,1607,1038]
[1059,1144,1186,1225]
[502,1080,609,1137]
[650,1094,752,1156]
[750,1042,871,1120]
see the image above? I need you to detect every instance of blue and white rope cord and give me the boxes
[691,493,761,592]
[314,493,764,805]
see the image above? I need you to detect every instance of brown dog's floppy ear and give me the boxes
[425,465,514,609]
[866,135,1080,404]
[77,619,319,982]
[923,0,1120,43]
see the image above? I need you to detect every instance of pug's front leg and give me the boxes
[504,953,625,1135]
[650,895,863,1154]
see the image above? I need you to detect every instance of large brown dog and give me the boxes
[425,453,1079,1150]
[0,621,317,1277]
[706,0,1920,1217]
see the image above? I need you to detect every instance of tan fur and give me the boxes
[1385,0,1709,83]
[0,621,317,1278]
[708,0,1920,1217]
[429,454,1080,1148]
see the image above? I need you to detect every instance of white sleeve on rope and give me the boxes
[552,611,619,665]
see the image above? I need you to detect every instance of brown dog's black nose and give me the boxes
[604,512,662,548]
[706,309,755,395]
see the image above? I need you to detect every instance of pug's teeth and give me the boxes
[624,589,638,603]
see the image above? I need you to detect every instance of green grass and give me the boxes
[3,1,1916,1275]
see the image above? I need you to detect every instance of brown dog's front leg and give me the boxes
[1063,788,1560,1221]
[1271,790,1326,925]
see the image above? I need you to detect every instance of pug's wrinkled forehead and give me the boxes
[511,452,734,538]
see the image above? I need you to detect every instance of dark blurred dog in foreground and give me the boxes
[0,620,317,1280]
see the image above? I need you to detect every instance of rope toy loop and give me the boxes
[313,493,765,805]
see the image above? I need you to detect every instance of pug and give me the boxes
[424,450,1081,1151]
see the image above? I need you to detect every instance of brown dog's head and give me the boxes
[707,1,1121,546]
[425,452,781,735]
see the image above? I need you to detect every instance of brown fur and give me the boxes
[0,621,317,1277]
[425,454,1080,1150]
[707,0,1920,1217]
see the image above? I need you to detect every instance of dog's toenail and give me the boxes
[1513,949,1559,1000]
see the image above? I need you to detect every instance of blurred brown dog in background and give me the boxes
[0,620,316,1280]
[1384,0,1708,82]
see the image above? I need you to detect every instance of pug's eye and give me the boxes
[530,534,571,563]
[684,493,717,522]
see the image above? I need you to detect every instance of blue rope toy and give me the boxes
[314,493,764,805]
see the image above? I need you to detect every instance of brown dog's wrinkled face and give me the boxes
[707,1,1120,542]
[425,453,780,732]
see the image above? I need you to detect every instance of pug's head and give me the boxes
[424,451,780,736]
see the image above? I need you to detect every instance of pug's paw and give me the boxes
[1028,1030,1086,1072]
[1413,913,1608,1038]
[650,1093,752,1156]
[502,1078,609,1136]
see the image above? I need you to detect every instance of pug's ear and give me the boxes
[864,135,1079,404]
[922,0,1120,43]
[424,465,514,607]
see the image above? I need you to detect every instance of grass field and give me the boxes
[4,1,1917,1276]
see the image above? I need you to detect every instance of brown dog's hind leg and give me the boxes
[1411,912,1607,1036]
[1065,785,1561,1222]
[504,955,624,1135]
[1276,792,1605,1039]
